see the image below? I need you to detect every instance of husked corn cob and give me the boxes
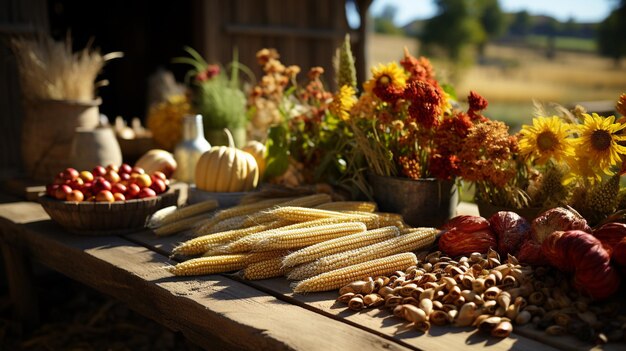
[207,214,247,233]
[287,227,438,280]
[153,213,212,237]
[252,222,367,252]
[281,226,400,268]
[218,217,362,253]
[167,254,248,276]
[148,200,219,228]
[315,201,377,213]
[240,193,333,228]
[245,250,289,265]
[292,252,418,293]
[200,197,294,232]
[174,220,290,256]
[242,257,285,280]
[270,206,376,223]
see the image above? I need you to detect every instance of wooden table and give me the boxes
[0,194,619,351]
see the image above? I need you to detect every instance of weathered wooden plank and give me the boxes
[0,203,412,351]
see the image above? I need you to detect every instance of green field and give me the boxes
[525,35,596,52]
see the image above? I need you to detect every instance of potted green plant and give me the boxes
[174,47,250,147]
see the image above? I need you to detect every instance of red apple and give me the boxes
[104,170,121,184]
[79,170,94,182]
[66,190,84,202]
[137,187,156,199]
[92,165,106,177]
[53,172,66,185]
[92,177,112,194]
[135,174,152,188]
[95,190,115,202]
[125,183,140,199]
[131,166,145,175]
[106,164,119,173]
[113,193,126,202]
[55,184,72,200]
[111,183,127,194]
[119,163,133,175]
[150,178,167,194]
[46,184,59,197]
[119,172,131,182]
[68,177,84,190]
[62,168,79,181]
[151,171,167,181]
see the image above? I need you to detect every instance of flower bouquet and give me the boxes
[476,93,626,225]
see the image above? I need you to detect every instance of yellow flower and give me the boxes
[330,85,356,121]
[564,155,601,185]
[146,94,190,150]
[518,116,574,165]
[573,113,626,175]
[362,62,408,94]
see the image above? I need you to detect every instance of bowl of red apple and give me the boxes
[39,164,178,235]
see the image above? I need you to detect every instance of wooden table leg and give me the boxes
[1,243,40,329]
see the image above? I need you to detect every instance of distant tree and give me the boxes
[597,0,626,66]
[373,4,404,35]
[509,10,531,36]
[476,0,506,56]
[421,0,485,60]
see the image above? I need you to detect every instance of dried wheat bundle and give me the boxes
[11,34,123,101]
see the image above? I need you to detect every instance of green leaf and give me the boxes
[264,124,291,178]
[441,83,457,100]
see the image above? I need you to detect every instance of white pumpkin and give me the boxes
[242,140,266,177]
[195,129,259,192]
[135,149,177,177]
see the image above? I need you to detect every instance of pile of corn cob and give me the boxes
[165,193,440,292]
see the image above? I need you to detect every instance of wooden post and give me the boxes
[355,0,372,86]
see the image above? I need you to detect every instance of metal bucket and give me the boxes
[368,173,458,228]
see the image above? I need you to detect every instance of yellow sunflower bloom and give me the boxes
[362,62,408,94]
[573,113,626,175]
[330,85,356,121]
[518,116,574,165]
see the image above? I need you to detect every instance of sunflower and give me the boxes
[362,62,408,102]
[330,85,356,121]
[518,116,574,165]
[573,113,626,175]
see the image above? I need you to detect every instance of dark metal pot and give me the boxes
[368,173,458,228]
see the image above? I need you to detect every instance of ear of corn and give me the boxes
[292,252,418,293]
[315,201,377,213]
[252,222,367,252]
[281,226,400,268]
[240,194,333,228]
[242,257,285,280]
[205,214,247,233]
[148,200,219,228]
[153,213,212,237]
[167,254,248,276]
[269,206,375,223]
[287,227,438,280]
[245,250,289,265]
[200,197,295,232]
[173,220,288,256]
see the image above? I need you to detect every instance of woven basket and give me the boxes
[38,190,178,235]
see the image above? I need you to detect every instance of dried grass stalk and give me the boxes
[10,34,122,101]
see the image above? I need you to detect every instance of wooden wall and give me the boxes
[0,0,49,179]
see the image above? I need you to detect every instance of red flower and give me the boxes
[467,91,489,121]
[196,64,220,82]
[403,81,443,128]
[400,48,436,84]
[429,152,460,180]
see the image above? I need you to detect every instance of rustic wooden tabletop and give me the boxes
[0,193,620,351]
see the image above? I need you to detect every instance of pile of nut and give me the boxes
[336,249,626,344]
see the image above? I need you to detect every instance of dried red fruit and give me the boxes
[488,211,531,257]
[438,228,497,257]
[440,215,490,232]
[593,222,626,256]
[542,230,621,300]
[613,237,626,266]
[531,207,591,243]
[517,240,549,266]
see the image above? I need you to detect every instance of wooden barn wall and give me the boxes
[0,0,49,179]
[193,0,365,90]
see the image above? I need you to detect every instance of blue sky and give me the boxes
[370,0,617,25]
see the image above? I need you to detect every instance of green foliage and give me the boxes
[173,46,248,129]
[509,11,531,36]
[373,4,405,36]
[335,35,357,90]
[477,0,506,48]
[421,0,486,60]
[597,2,626,64]
[264,124,290,178]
